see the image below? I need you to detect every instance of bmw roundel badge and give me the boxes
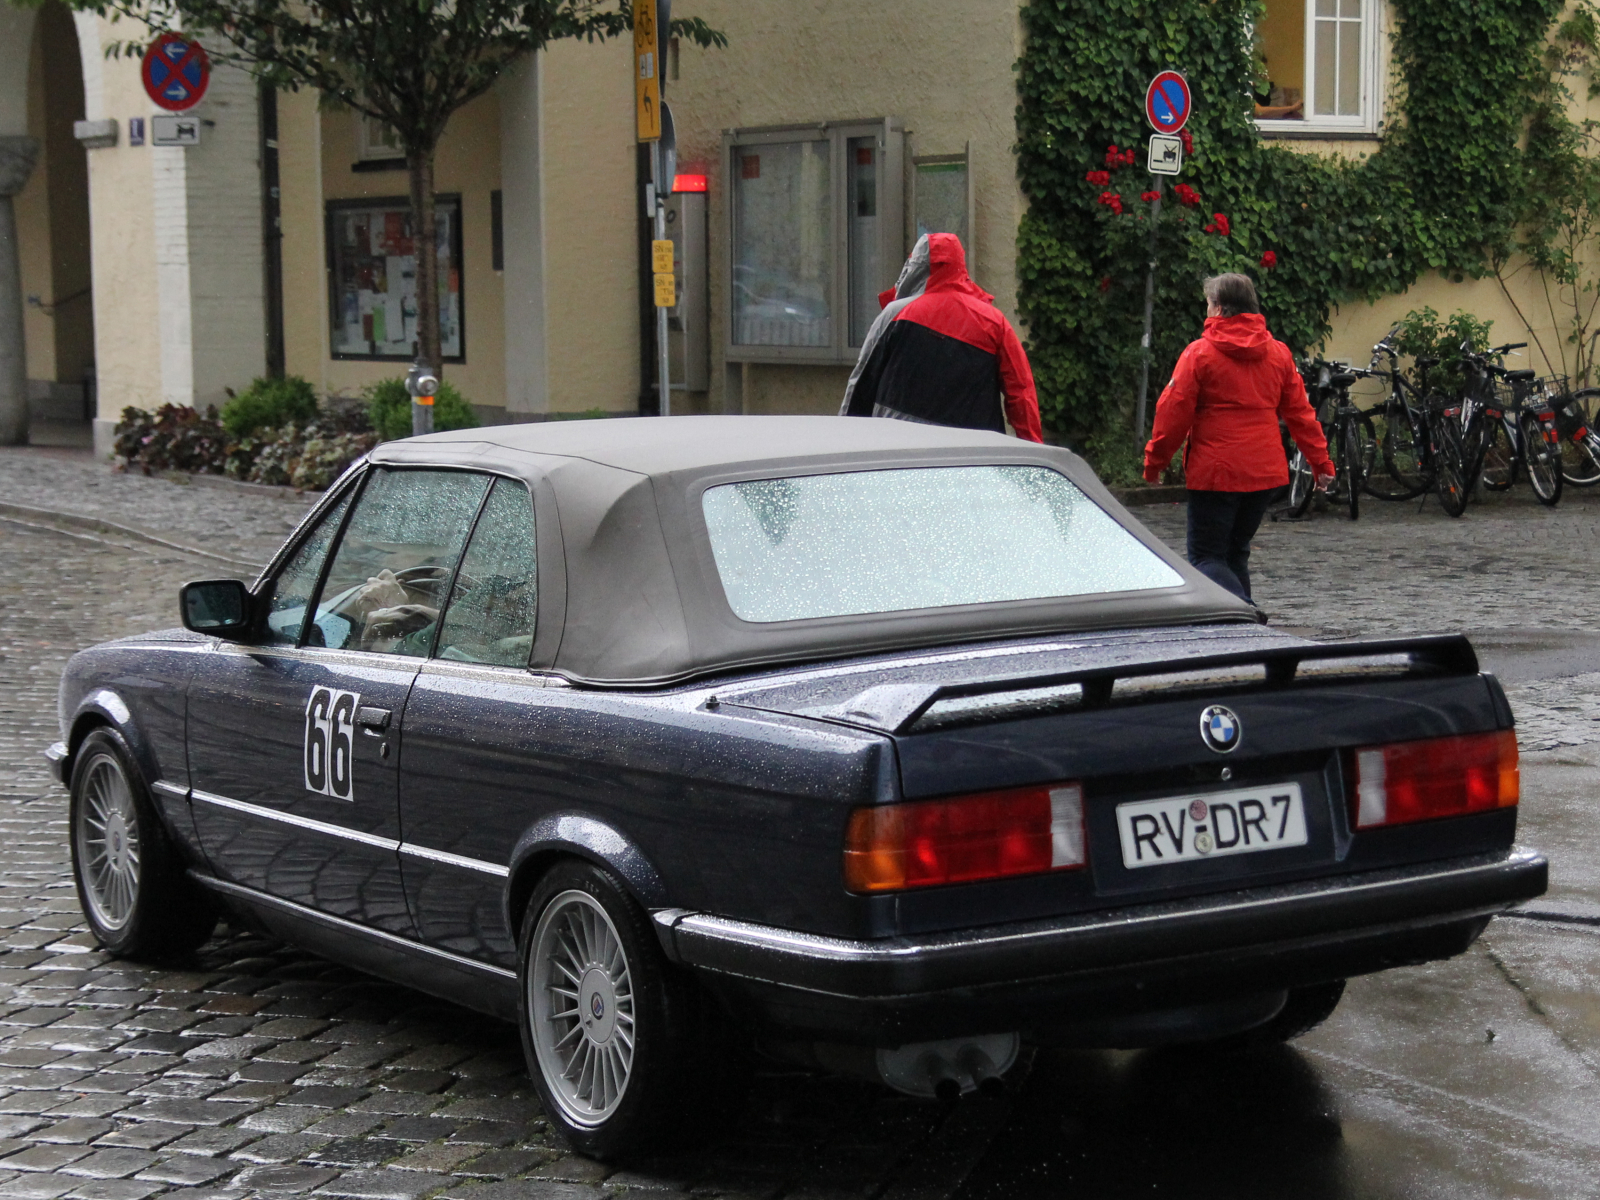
[1199,705,1242,754]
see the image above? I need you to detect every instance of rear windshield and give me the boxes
[701,465,1183,622]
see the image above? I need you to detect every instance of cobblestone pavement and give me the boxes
[2,453,1600,1199]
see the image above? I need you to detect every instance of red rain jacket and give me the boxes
[1144,314,1331,491]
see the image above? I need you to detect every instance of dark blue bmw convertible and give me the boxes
[48,416,1545,1155]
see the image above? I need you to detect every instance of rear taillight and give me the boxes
[844,783,1085,893]
[1349,730,1518,829]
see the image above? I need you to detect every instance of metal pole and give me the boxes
[656,196,671,418]
[1134,175,1163,449]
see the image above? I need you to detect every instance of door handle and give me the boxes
[356,706,392,731]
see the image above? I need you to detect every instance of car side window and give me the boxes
[260,492,352,646]
[308,469,491,655]
[434,478,539,666]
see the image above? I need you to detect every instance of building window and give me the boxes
[357,113,405,162]
[724,120,904,364]
[326,196,465,362]
[1255,0,1382,134]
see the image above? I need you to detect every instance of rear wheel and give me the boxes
[1258,981,1346,1042]
[519,860,707,1159]
[1375,407,1429,499]
[1339,418,1362,520]
[69,728,217,959]
[1520,410,1563,506]
[1479,417,1517,492]
[1286,447,1315,517]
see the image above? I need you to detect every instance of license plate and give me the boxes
[1116,783,1308,869]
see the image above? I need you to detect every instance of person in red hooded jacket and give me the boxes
[841,233,1043,442]
[1143,273,1333,604]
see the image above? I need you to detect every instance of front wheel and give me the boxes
[1339,418,1363,520]
[69,728,217,958]
[1520,411,1564,506]
[1479,417,1517,492]
[1286,447,1315,518]
[1432,414,1469,517]
[519,861,701,1159]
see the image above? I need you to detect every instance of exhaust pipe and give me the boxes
[875,1033,1020,1100]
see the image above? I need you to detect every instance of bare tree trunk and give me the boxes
[408,145,441,375]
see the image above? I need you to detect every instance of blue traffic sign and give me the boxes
[1145,71,1192,135]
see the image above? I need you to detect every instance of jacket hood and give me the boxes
[924,232,993,303]
[878,234,932,309]
[1203,313,1273,361]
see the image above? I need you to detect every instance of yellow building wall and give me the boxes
[82,18,162,419]
[276,91,505,408]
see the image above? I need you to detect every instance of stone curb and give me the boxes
[0,500,263,574]
[1110,484,1187,506]
[152,468,325,502]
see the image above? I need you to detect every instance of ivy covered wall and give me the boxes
[1015,0,1567,443]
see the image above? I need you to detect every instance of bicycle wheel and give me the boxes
[1520,410,1564,506]
[1479,416,1517,491]
[1559,389,1600,486]
[1432,412,1469,517]
[1376,407,1430,499]
[1286,446,1315,517]
[1340,418,1362,520]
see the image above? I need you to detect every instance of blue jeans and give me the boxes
[1186,488,1277,603]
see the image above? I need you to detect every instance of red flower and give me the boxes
[1179,129,1193,155]
[1097,190,1124,215]
[1086,170,1111,186]
[1210,212,1231,236]
[1105,145,1120,167]
[1203,222,1216,233]
[1260,250,1278,269]
[1173,182,1201,208]
[1099,276,1112,293]
[1141,190,1160,203]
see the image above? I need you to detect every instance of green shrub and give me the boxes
[365,377,481,441]
[220,376,319,438]
[1392,307,1497,395]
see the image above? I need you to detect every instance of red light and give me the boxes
[674,173,708,193]
[1350,730,1518,829]
[844,784,1085,893]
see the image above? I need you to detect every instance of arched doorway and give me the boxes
[18,0,93,446]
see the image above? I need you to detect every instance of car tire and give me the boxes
[1255,980,1347,1044]
[518,859,702,1159]
[68,727,218,959]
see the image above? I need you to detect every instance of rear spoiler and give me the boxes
[797,635,1479,735]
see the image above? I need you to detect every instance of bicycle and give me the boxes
[1287,360,1374,520]
[1548,384,1600,486]
[1474,369,1563,507]
[1363,330,1446,502]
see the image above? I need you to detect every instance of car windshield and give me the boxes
[701,465,1183,623]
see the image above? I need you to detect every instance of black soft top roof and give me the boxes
[367,416,1256,687]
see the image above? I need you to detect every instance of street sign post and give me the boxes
[1135,72,1192,450]
[635,0,662,142]
[1144,70,1191,135]
[1147,134,1183,175]
[141,34,211,112]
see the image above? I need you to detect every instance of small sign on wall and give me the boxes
[151,115,200,147]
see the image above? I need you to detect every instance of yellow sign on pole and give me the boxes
[654,272,676,308]
[651,239,674,274]
[635,0,661,142]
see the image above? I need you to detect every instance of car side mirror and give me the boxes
[180,579,253,639]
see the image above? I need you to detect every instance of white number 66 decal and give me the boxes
[304,686,360,800]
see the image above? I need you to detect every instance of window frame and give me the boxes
[1255,0,1385,138]
[325,194,466,364]
[432,475,540,668]
[723,118,905,365]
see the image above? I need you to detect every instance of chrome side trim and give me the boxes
[189,788,401,853]
[151,780,188,801]
[186,786,508,878]
[192,873,516,981]
[399,842,509,878]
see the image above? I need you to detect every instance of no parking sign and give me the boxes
[1145,70,1191,134]
[142,34,211,112]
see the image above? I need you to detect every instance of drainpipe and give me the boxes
[0,136,39,445]
[259,83,285,378]
[636,143,657,415]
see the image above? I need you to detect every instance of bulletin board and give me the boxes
[326,195,465,362]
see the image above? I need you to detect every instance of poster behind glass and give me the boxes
[330,198,462,361]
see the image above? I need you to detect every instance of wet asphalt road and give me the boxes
[1,453,1598,1199]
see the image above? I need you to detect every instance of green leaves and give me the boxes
[1017,0,1573,446]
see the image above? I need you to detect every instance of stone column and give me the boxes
[0,136,39,445]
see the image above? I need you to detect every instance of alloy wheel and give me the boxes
[75,755,142,932]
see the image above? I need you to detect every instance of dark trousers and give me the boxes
[1186,488,1277,603]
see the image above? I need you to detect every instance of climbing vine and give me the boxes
[1015,0,1567,444]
